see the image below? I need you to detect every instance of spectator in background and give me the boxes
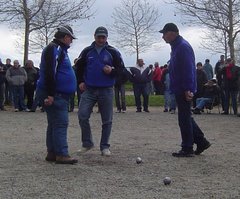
[23,60,38,110]
[69,58,78,112]
[4,58,13,105]
[220,58,240,115]
[161,64,176,113]
[192,79,220,114]
[148,64,154,95]
[215,55,226,112]
[192,62,208,108]
[0,59,6,110]
[128,58,152,112]
[6,60,27,112]
[152,62,162,95]
[114,68,128,113]
[203,59,213,80]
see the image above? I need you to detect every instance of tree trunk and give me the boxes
[24,22,30,66]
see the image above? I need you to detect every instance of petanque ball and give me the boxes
[136,157,142,164]
[163,177,171,185]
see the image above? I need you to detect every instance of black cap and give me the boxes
[94,26,108,37]
[159,23,179,33]
[57,25,76,39]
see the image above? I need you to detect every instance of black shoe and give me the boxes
[221,112,228,115]
[172,149,194,157]
[193,108,201,114]
[136,110,142,112]
[144,109,150,113]
[115,110,121,113]
[163,109,168,112]
[195,141,211,155]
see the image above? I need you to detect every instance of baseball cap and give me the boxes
[57,25,77,39]
[94,26,108,37]
[159,23,179,33]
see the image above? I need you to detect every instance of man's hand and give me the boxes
[79,82,86,92]
[185,91,194,101]
[103,65,113,74]
[44,96,54,106]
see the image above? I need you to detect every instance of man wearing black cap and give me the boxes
[76,26,125,157]
[37,25,78,164]
[159,23,211,157]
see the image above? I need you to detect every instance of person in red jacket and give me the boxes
[152,62,162,95]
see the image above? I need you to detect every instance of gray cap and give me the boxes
[57,25,77,39]
[94,26,108,37]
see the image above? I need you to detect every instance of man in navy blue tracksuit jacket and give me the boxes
[127,59,152,112]
[76,26,125,157]
[159,23,211,157]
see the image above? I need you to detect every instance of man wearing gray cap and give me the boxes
[159,23,211,157]
[76,26,125,157]
[37,25,78,164]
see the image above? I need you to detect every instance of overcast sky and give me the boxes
[0,0,220,67]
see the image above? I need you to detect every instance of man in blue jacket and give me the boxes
[76,26,125,156]
[159,23,211,157]
[37,25,78,164]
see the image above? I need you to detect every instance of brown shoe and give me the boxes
[55,155,78,164]
[45,152,56,162]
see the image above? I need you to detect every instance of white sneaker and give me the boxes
[101,148,111,157]
[76,146,93,155]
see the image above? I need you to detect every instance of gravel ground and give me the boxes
[0,106,240,199]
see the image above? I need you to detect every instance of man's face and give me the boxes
[95,35,107,47]
[137,59,144,67]
[162,31,177,43]
[63,34,73,46]
[13,61,19,68]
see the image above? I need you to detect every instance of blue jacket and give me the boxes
[76,42,125,87]
[169,35,196,94]
[37,39,76,96]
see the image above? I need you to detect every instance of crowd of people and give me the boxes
[1,23,240,163]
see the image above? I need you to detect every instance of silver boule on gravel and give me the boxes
[136,157,142,164]
[163,177,171,185]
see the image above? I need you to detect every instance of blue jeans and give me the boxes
[175,93,207,150]
[164,90,176,110]
[133,83,149,111]
[12,85,26,110]
[38,88,70,156]
[196,97,212,109]
[78,86,113,151]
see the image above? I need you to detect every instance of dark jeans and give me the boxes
[114,84,126,111]
[5,82,13,104]
[133,83,149,111]
[175,93,207,150]
[224,89,238,114]
[24,84,35,109]
[0,83,5,108]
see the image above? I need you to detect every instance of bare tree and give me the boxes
[111,0,160,62]
[0,0,95,64]
[200,28,229,58]
[171,0,240,60]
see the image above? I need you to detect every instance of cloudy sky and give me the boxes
[0,0,220,67]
